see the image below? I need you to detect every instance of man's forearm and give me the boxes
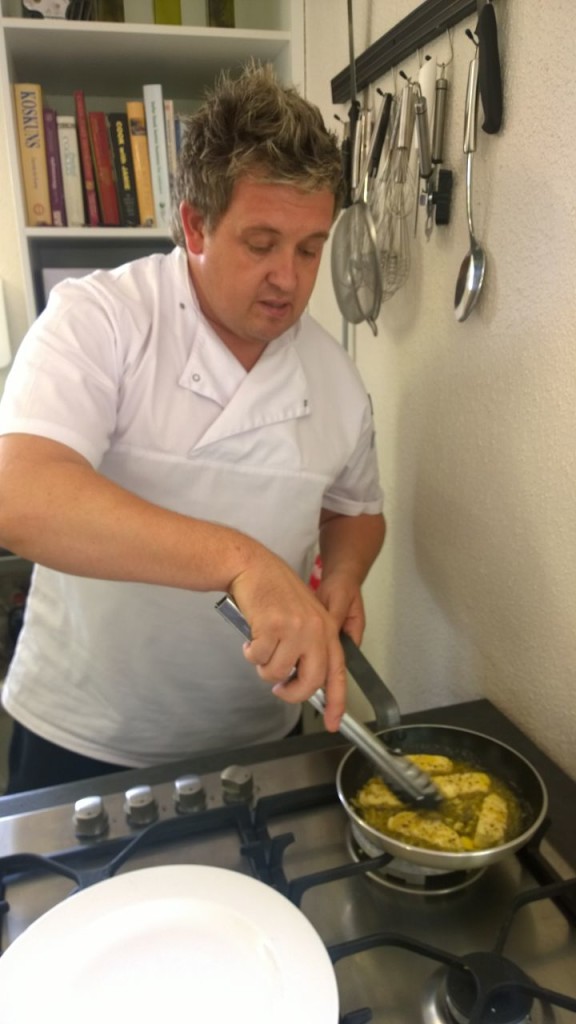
[318,510,386,583]
[0,434,264,593]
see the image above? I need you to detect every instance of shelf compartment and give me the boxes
[3,19,293,98]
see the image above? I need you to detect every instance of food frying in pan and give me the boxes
[353,753,524,852]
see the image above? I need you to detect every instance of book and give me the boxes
[106,112,139,227]
[174,112,184,159]
[126,99,155,227]
[43,107,67,227]
[13,83,52,227]
[73,89,100,226]
[88,110,121,225]
[163,98,178,198]
[143,83,171,230]
[56,115,85,227]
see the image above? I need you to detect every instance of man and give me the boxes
[0,63,385,793]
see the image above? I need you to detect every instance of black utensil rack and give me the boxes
[331,0,484,103]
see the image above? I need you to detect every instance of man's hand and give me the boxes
[229,560,347,732]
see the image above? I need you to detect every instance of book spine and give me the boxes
[88,111,121,226]
[163,98,178,198]
[74,90,100,226]
[43,107,67,227]
[143,83,171,230]
[126,100,155,227]
[174,112,184,159]
[56,116,85,227]
[106,113,140,228]
[13,83,52,227]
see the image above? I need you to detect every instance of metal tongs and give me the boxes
[215,595,443,810]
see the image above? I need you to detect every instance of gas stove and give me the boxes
[1,699,576,1023]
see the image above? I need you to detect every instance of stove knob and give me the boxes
[73,795,109,839]
[220,765,254,804]
[124,785,159,827]
[174,774,207,814]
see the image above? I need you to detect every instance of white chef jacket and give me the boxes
[0,247,383,766]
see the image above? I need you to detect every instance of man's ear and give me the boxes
[180,201,206,255]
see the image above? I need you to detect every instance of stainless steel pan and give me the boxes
[337,722,548,872]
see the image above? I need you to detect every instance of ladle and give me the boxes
[454,46,486,321]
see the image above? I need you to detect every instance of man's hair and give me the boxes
[171,60,345,246]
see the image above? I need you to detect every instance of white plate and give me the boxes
[0,864,339,1024]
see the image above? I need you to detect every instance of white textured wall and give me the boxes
[306,0,576,779]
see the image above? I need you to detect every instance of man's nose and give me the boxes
[266,249,298,290]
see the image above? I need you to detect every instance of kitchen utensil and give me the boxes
[0,865,339,1024]
[331,201,382,332]
[378,207,411,299]
[214,594,442,809]
[330,0,383,335]
[476,0,503,134]
[357,90,393,206]
[425,65,450,235]
[371,97,412,299]
[386,82,416,218]
[413,84,433,235]
[337,723,548,872]
[454,46,486,322]
[308,686,442,808]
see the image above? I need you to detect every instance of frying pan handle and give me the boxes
[339,633,401,729]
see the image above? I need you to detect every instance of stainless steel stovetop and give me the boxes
[1,699,575,1023]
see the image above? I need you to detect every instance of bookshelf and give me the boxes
[0,0,305,325]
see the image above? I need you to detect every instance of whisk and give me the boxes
[385,83,416,219]
[370,94,411,299]
[378,208,411,299]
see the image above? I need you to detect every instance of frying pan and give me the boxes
[332,636,547,872]
[212,596,548,873]
[337,723,548,872]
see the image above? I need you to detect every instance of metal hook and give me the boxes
[437,26,454,69]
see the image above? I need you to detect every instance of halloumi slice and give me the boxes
[387,810,464,851]
[406,754,454,775]
[474,792,508,848]
[356,777,402,809]
[434,772,491,800]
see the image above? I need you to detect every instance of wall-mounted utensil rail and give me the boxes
[331,0,481,104]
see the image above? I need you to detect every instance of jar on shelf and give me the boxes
[95,0,124,20]
[206,0,234,28]
[154,0,181,24]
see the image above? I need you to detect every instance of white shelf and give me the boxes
[2,19,293,99]
[26,226,172,241]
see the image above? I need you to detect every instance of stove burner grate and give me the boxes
[346,826,485,895]
[328,875,576,1024]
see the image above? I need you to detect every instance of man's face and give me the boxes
[181,177,335,364]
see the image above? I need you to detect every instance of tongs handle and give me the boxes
[214,595,442,809]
